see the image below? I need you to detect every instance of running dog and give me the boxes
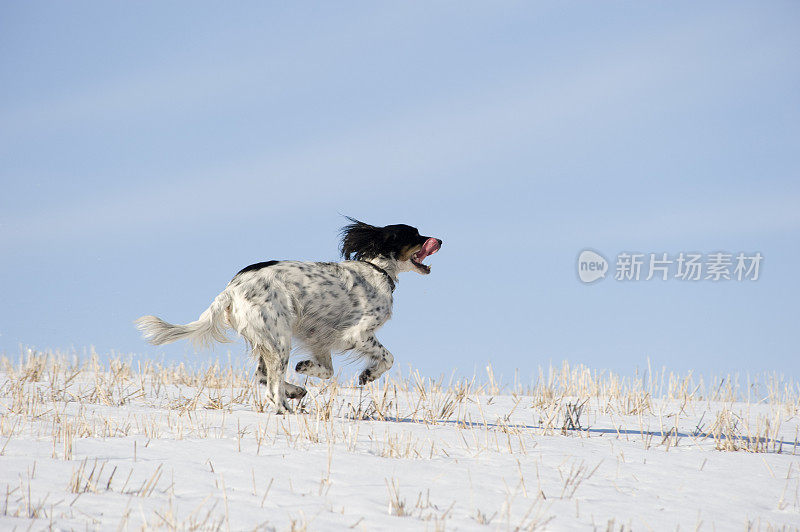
[136,218,442,413]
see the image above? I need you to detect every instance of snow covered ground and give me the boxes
[1,353,798,531]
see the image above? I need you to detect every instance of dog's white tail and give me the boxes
[135,291,233,349]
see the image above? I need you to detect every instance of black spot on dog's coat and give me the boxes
[234,260,280,279]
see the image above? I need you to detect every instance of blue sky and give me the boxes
[1,2,798,383]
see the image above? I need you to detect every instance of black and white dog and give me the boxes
[136,219,442,413]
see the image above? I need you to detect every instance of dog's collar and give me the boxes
[360,260,395,292]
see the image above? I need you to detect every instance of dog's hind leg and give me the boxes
[257,358,307,400]
[235,296,295,413]
[254,346,292,413]
[352,334,394,385]
[295,349,333,379]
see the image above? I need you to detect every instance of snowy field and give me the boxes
[1,352,799,531]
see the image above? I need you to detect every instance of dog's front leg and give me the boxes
[353,334,394,385]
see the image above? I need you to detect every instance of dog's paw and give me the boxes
[358,369,375,386]
[273,399,293,415]
[295,360,314,375]
[296,360,333,379]
[285,384,307,400]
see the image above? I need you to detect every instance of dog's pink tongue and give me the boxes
[417,238,441,261]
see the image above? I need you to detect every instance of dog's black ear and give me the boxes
[340,217,384,260]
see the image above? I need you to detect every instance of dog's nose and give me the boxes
[436,239,443,247]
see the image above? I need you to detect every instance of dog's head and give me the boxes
[340,218,442,274]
